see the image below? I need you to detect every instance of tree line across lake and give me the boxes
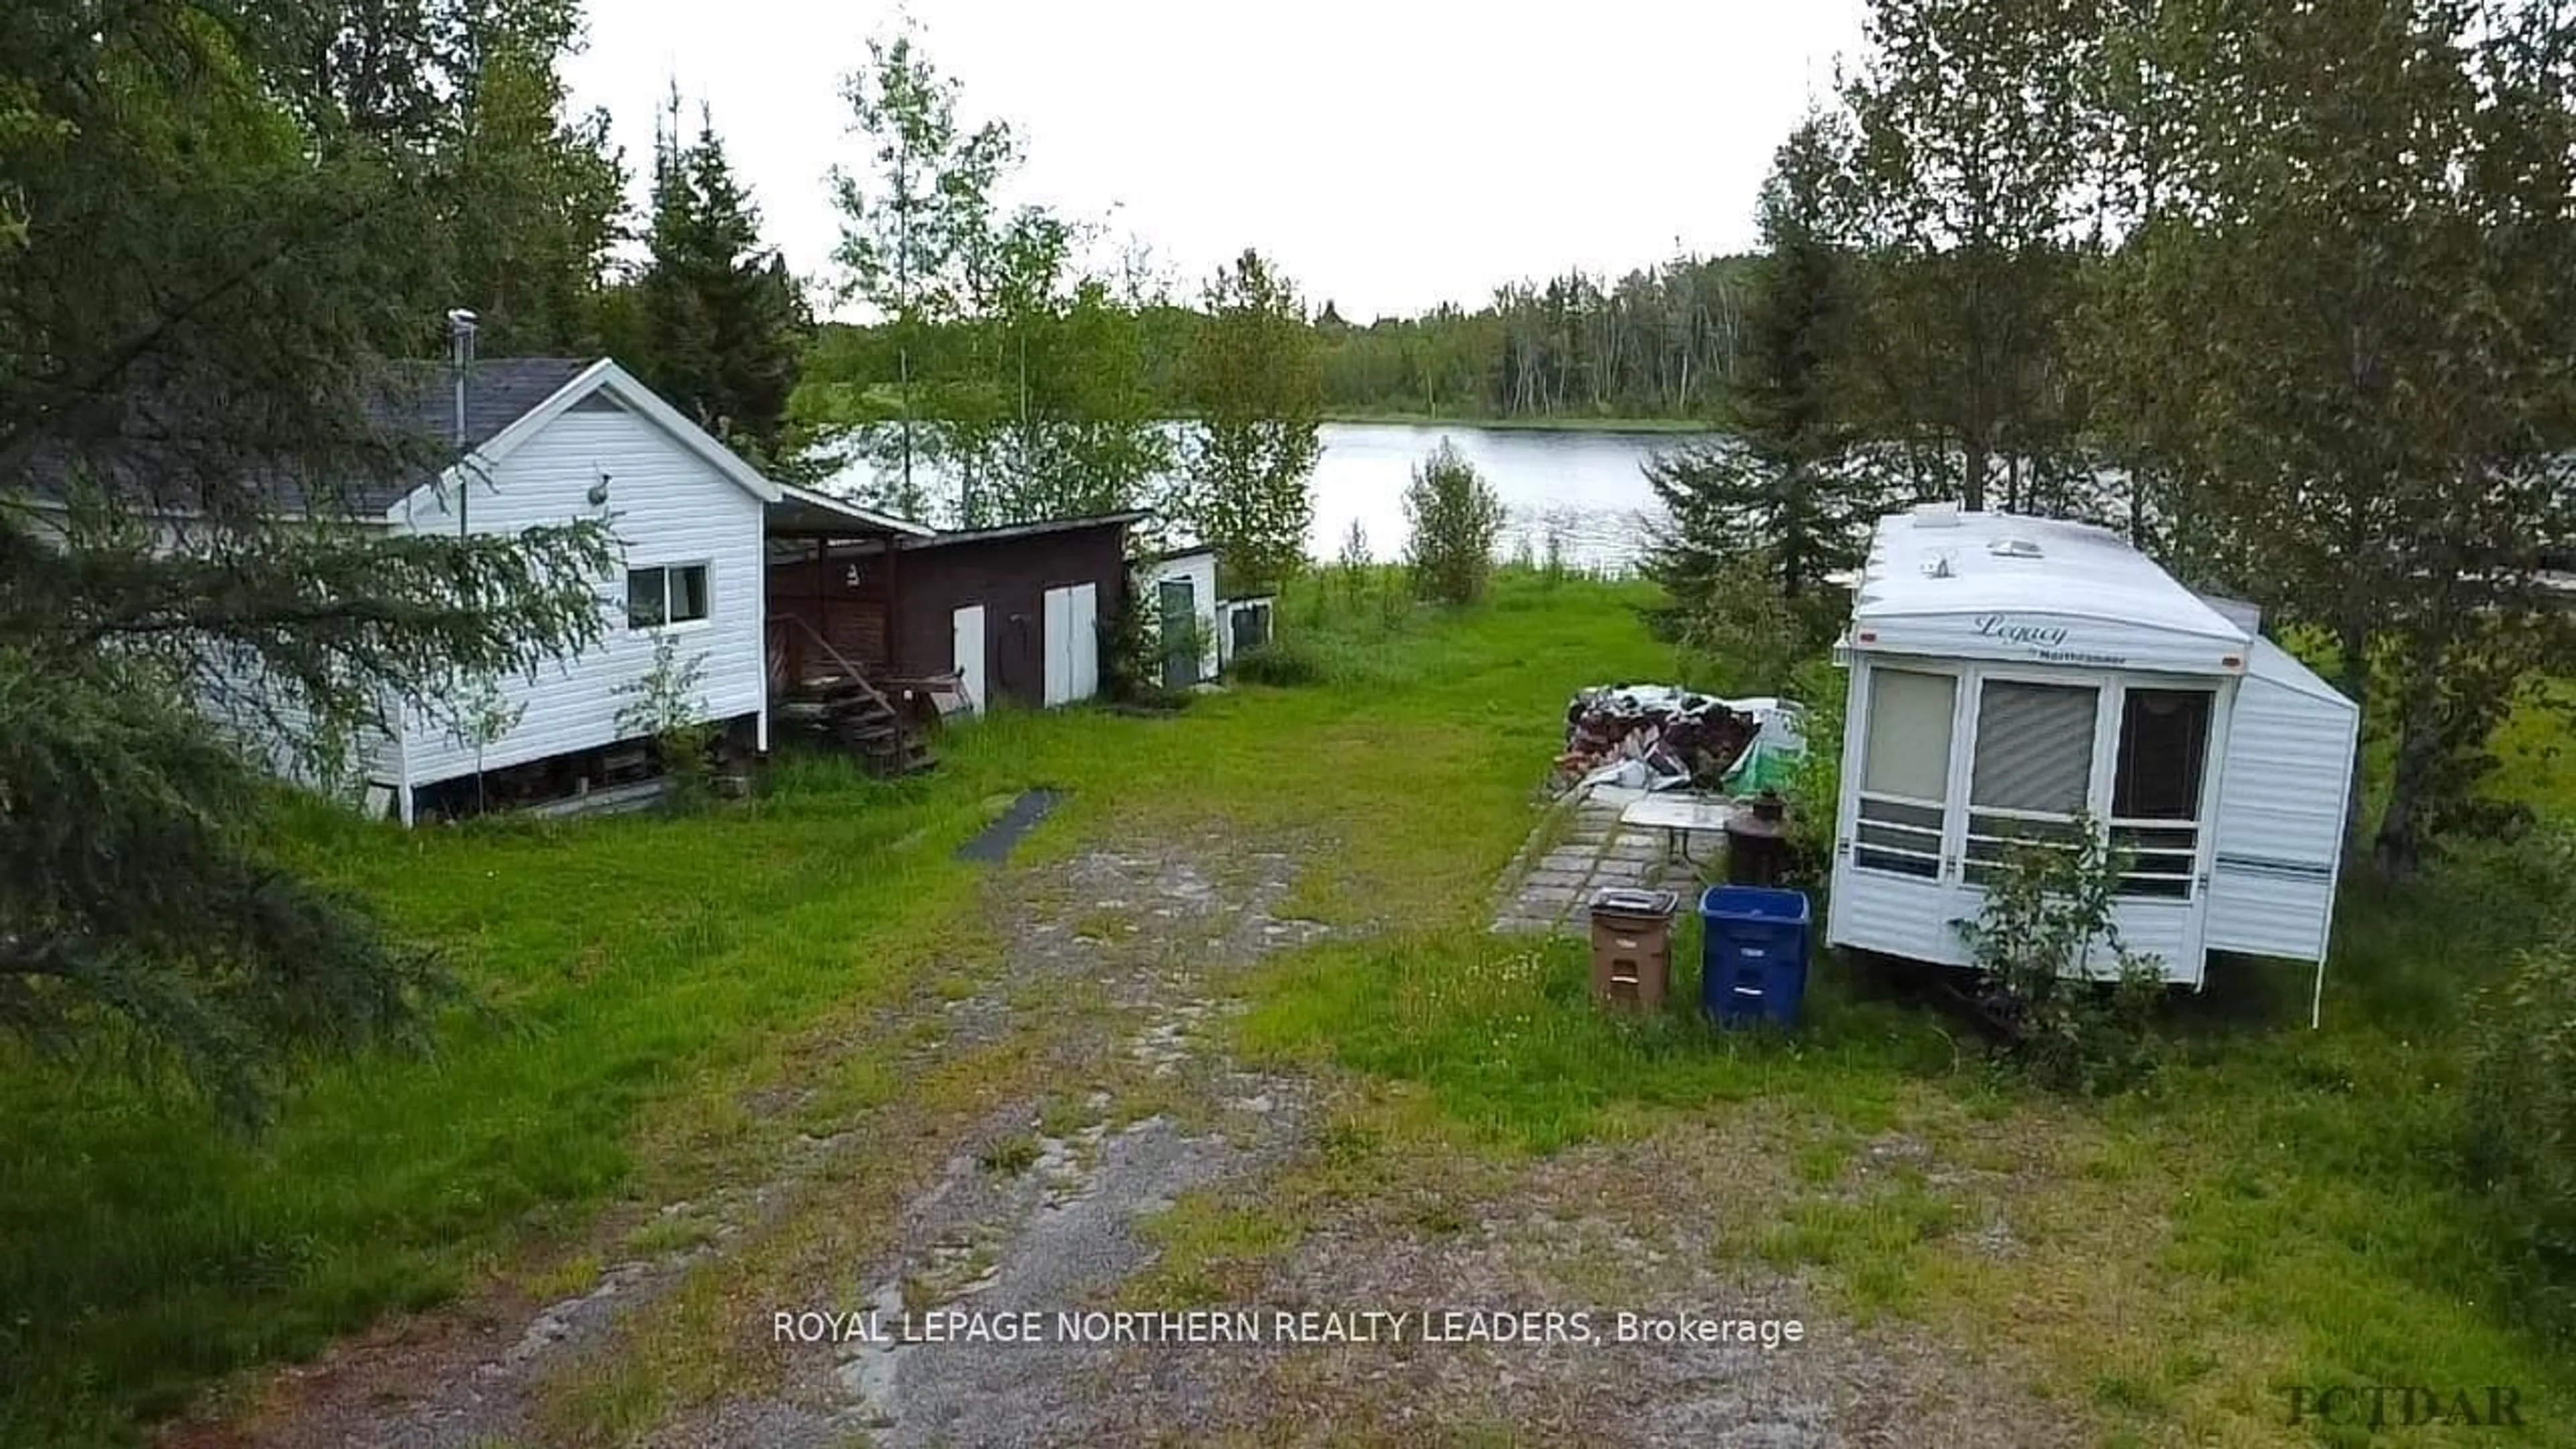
[796,254,1770,432]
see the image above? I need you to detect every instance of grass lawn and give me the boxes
[3,567,2571,1446]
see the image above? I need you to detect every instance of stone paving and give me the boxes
[1491,785,1727,934]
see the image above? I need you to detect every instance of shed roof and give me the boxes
[1854,506,2247,645]
[891,509,1150,551]
[767,482,937,538]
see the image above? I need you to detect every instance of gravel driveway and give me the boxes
[178,819,2070,1449]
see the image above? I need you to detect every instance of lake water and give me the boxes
[1308,422,1695,574]
[828,421,1703,574]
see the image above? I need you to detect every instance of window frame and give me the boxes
[625,561,714,633]
[1850,664,1962,880]
[2106,684,2219,899]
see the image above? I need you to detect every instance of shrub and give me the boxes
[1953,814,2168,1095]
[615,633,719,813]
[1780,655,1844,885]
[1402,439,1507,605]
[1229,636,1330,688]
[1336,519,1372,612]
[1099,565,1209,709]
[1674,553,1845,695]
[1099,567,1162,703]
[2465,926,2576,1332]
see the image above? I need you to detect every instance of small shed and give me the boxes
[767,509,1141,712]
[1137,545,1276,685]
[1827,504,2359,1020]
[1138,545,1220,686]
[1214,594,1276,667]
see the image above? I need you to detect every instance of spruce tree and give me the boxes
[1647,115,1888,647]
[1,3,617,1122]
[634,95,808,472]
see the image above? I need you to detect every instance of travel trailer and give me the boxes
[1827,504,2360,1023]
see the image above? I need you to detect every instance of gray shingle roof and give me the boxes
[357,357,597,511]
[11,356,602,517]
[373,357,594,457]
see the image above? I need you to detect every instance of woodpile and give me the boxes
[1553,684,1759,794]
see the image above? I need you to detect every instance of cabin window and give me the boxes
[2110,688,2214,898]
[627,563,711,629]
[1854,667,1955,878]
[1965,679,2098,884]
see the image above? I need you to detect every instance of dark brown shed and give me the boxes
[766,508,1142,710]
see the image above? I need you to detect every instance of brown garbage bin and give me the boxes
[1589,888,1680,1012]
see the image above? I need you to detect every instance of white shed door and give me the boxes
[1041,584,1099,706]
[952,605,986,714]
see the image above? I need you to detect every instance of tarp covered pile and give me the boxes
[1554,684,1808,795]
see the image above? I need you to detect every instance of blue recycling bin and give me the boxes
[1699,885,1813,1028]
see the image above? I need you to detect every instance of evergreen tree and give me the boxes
[1,1,616,1120]
[431,0,625,356]
[633,93,808,472]
[1647,115,1888,648]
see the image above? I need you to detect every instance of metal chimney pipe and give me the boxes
[446,309,478,536]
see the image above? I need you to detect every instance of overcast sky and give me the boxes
[561,1,1871,322]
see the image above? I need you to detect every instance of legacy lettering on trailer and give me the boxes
[1972,613,2130,667]
[1973,614,2072,651]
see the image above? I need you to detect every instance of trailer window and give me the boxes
[1861,669,1955,800]
[1971,680,2096,813]
[1854,668,1955,877]
[1966,680,2098,885]
[2113,689,2212,819]
[2110,688,2214,898]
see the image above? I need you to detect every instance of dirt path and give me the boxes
[180,817,2070,1449]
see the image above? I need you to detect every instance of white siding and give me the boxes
[1828,872,2204,981]
[195,643,400,796]
[2204,641,2357,963]
[2114,902,2198,983]
[394,405,767,786]
[1827,865,1973,965]
[1140,551,1220,682]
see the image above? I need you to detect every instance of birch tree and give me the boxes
[1181,250,1322,593]
[1838,0,2102,511]
[831,23,1016,520]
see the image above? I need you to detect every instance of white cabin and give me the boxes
[184,357,794,823]
[1827,504,2359,1014]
